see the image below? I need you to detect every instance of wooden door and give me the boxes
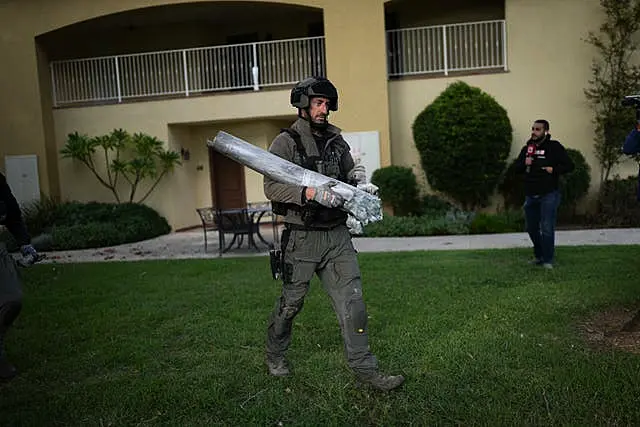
[209,147,246,210]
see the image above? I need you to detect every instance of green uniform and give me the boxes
[264,118,378,374]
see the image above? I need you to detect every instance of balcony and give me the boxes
[387,19,507,77]
[49,19,507,108]
[50,36,326,107]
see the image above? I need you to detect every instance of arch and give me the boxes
[33,0,324,37]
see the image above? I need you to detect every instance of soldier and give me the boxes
[263,76,404,391]
[0,171,39,380]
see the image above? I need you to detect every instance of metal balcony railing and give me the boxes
[50,36,326,106]
[49,20,508,107]
[386,19,507,77]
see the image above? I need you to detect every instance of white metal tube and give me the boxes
[114,57,122,102]
[183,50,190,96]
[502,20,508,71]
[443,26,448,76]
[252,43,259,91]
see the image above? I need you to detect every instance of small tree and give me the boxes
[412,81,513,210]
[584,0,640,184]
[61,129,181,203]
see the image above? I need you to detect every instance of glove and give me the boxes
[310,182,345,208]
[348,163,367,185]
[357,183,379,196]
[19,244,38,266]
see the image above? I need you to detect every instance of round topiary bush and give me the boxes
[370,165,420,216]
[497,160,525,210]
[412,81,513,210]
[559,148,591,217]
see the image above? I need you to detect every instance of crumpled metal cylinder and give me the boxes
[207,131,383,226]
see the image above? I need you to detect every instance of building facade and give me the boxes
[0,0,630,230]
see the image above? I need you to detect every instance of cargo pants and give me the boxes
[266,224,378,374]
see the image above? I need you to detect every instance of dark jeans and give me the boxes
[523,190,561,264]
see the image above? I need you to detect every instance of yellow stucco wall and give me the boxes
[388,0,637,211]
[3,0,636,230]
[0,0,391,230]
[52,90,295,229]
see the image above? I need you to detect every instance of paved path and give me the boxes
[37,227,640,264]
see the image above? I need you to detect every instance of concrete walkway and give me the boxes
[38,227,640,264]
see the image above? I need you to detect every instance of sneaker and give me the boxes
[0,356,17,380]
[266,357,290,377]
[356,371,405,391]
[542,263,554,269]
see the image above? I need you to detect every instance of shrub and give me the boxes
[591,175,640,227]
[1,201,171,251]
[48,202,171,250]
[21,193,61,237]
[412,81,513,210]
[469,210,525,234]
[497,159,524,211]
[418,194,455,217]
[363,210,473,237]
[559,148,592,218]
[371,165,420,216]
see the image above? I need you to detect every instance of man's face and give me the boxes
[306,96,331,126]
[531,122,546,141]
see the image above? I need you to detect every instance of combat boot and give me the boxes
[266,356,290,377]
[356,370,405,391]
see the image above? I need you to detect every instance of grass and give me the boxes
[1,245,640,426]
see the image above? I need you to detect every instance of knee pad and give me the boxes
[347,295,367,334]
[273,296,303,321]
[0,300,22,330]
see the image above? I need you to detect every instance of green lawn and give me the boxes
[1,246,639,426]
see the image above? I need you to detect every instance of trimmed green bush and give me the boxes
[363,211,473,237]
[591,175,640,227]
[418,194,455,217]
[370,165,420,216]
[412,81,513,210]
[497,159,524,211]
[469,210,525,234]
[559,148,591,218]
[48,202,171,250]
[0,201,171,251]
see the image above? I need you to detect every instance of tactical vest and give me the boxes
[272,128,351,227]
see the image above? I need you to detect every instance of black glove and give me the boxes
[310,182,345,208]
[18,244,40,267]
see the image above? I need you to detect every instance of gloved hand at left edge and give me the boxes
[18,244,41,267]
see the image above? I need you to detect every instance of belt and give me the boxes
[284,222,341,232]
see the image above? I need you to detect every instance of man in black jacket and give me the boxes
[0,171,39,380]
[515,120,574,269]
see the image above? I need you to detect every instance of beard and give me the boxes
[309,116,329,131]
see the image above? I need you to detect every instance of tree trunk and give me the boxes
[621,309,640,332]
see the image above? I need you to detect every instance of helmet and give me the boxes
[290,76,338,111]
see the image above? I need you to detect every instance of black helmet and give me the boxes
[290,76,338,111]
